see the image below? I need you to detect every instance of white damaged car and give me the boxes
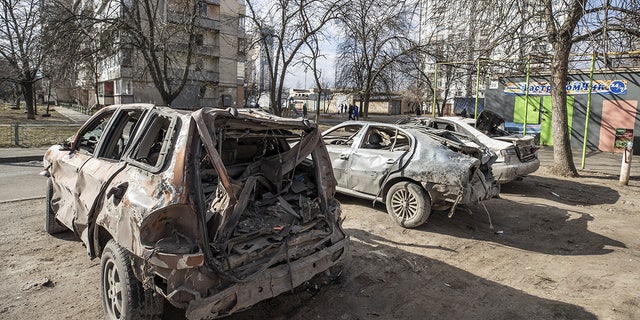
[402,110,540,184]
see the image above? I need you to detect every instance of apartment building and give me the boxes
[81,0,246,109]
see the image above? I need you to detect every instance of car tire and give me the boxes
[385,182,431,228]
[100,239,163,320]
[45,178,67,234]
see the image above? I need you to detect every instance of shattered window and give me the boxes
[361,127,410,151]
[76,111,114,155]
[197,118,334,279]
[130,114,176,169]
[431,121,456,131]
[98,110,143,160]
[322,124,362,146]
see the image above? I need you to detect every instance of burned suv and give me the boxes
[42,104,347,319]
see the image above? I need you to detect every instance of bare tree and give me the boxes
[245,0,342,116]
[335,0,415,119]
[115,0,201,107]
[0,0,44,119]
[538,0,640,176]
[425,0,639,176]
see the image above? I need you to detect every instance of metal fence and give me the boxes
[0,124,80,147]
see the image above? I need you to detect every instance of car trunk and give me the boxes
[188,109,345,315]
[476,110,537,162]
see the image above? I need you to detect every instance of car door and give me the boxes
[322,124,365,187]
[347,126,411,196]
[52,107,144,246]
[50,108,116,231]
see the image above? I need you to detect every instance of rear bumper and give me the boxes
[185,237,348,319]
[492,158,540,183]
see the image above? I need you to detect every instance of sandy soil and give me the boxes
[1,167,639,320]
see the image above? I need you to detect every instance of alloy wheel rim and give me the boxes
[390,188,418,220]
[103,259,123,319]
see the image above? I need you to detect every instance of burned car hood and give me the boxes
[475,110,505,135]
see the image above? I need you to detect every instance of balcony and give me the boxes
[195,45,220,57]
[196,70,219,83]
[166,12,220,30]
[171,43,220,57]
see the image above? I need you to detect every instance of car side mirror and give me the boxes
[59,140,73,151]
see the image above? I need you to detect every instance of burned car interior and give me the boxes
[194,114,342,282]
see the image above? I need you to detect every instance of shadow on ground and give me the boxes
[500,175,620,206]
[214,231,596,320]
[335,190,625,256]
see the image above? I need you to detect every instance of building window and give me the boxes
[121,49,132,67]
[122,80,133,95]
[238,15,245,33]
[198,2,208,16]
[237,38,245,54]
[105,81,114,96]
[195,34,204,46]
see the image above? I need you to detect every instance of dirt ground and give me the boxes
[1,166,639,320]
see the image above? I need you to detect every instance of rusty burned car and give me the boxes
[42,104,348,319]
[321,121,500,228]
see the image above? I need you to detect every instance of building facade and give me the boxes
[485,71,640,155]
[79,0,246,109]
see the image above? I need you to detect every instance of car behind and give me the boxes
[404,110,540,183]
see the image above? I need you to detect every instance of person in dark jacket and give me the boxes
[348,104,354,120]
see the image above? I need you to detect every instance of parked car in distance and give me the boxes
[42,104,348,320]
[402,110,540,184]
[321,121,500,228]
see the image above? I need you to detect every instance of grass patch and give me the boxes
[0,103,81,147]
[0,103,74,125]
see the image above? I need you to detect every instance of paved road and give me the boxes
[0,161,46,202]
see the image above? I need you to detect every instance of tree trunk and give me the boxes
[549,44,578,177]
[22,82,35,120]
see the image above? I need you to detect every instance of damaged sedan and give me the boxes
[42,104,348,319]
[322,122,500,228]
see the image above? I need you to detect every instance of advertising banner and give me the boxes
[503,79,627,95]
[614,128,634,149]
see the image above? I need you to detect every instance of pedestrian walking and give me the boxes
[354,105,359,120]
[415,106,421,116]
[348,104,354,120]
[303,103,308,118]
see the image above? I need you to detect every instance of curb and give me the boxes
[0,155,43,164]
[0,195,46,204]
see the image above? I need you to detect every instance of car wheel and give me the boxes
[100,240,163,320]
[45,178,67,234]
[385,182,431,228]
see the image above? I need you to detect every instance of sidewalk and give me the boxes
[537,146,639,178]
[53,105,91,123]
[0,147,49,163]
